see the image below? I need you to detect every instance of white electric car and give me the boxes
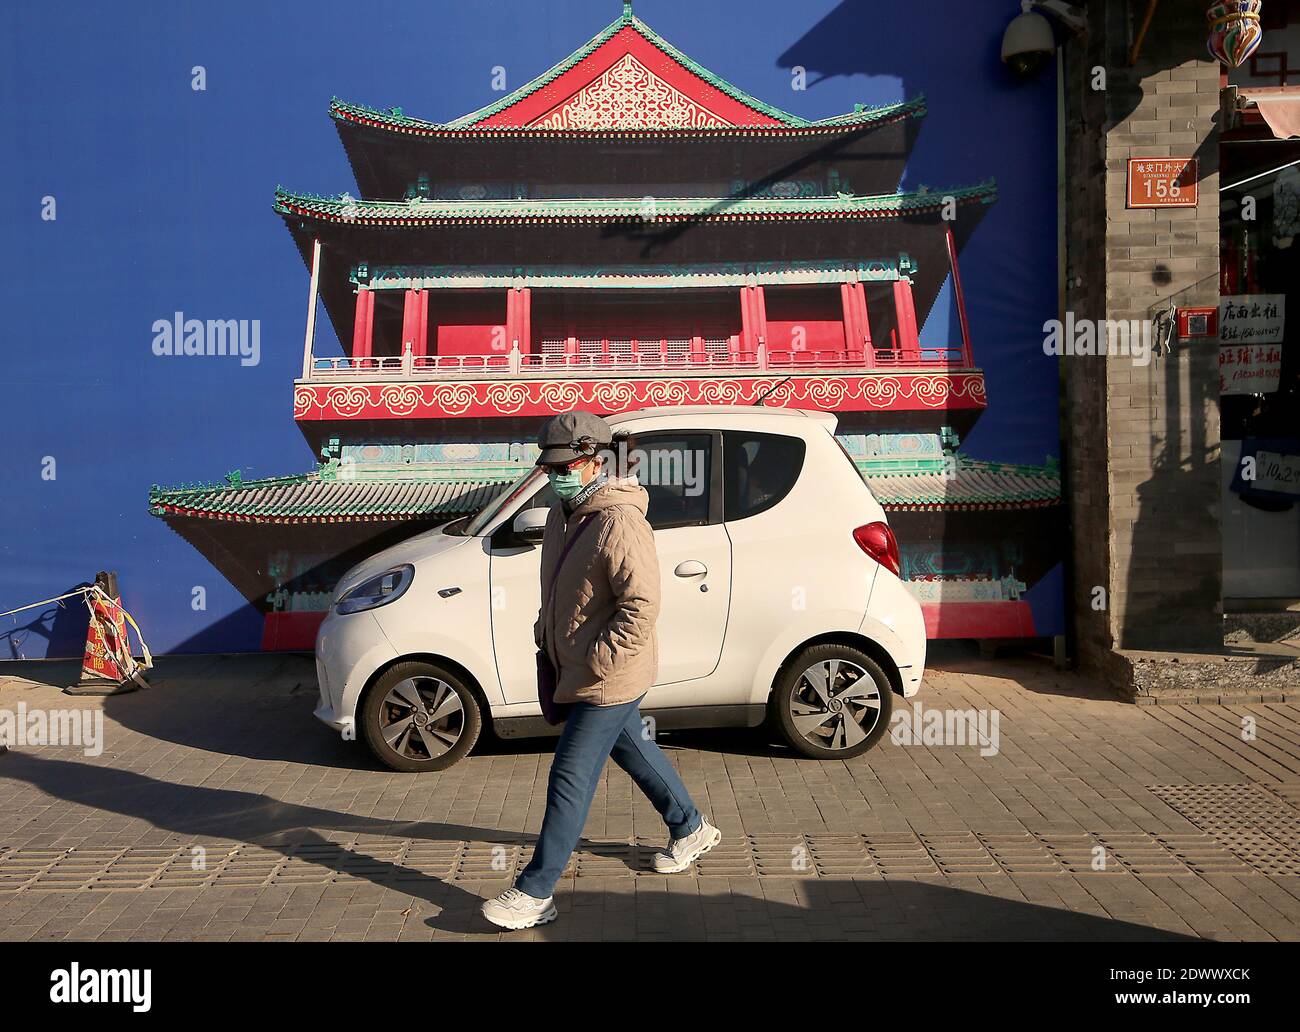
[314,406,926,772]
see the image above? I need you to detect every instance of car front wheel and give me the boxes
[771,644,893,759]
[360,661,482,772]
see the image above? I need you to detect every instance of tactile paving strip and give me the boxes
[976,832,1062,875]
[0,827,1269,892]
[1147,783,1300,876]
[920,832,1001,875]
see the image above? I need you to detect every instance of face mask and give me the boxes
[547,468,585,501]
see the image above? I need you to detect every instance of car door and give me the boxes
[716,428,812,687]
[630,431,732,707]
[487,475,556,707]
[487,431,732,709]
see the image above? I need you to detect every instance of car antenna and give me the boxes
[754,374,794,406]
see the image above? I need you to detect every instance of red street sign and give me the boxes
[1127,157,1198,208]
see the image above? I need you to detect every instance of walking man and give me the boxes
[481,411,720,929]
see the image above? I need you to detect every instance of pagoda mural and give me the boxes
[149,2,1062,651]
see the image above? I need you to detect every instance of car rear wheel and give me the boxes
[771,644,892,759]
[360,661,482,773]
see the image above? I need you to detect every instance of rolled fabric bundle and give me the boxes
[1207,0,1264,69]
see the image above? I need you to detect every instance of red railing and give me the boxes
[871,346,968,366]
[306,342,971,380]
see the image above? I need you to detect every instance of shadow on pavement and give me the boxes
[1,750,491,916]
[3,654,376,769]
[431,877,1197,942]
[2,654,795,766]
[926,641,1121,702]
[1,752,1196,941]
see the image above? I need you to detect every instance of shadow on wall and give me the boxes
[0,582,94,661]
[602,0,1029,252]
[168,604,267,655]
[1120,343,1223,650]
[769,1,1066,646]
[775,0,1217,188]
[1098,8,1222,651]
[0,751,1197,941]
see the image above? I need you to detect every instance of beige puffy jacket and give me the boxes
[533,478,661,707]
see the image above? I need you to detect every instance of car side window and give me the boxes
[486,472,558,548]
[624,433,712,530]
[723,431,805,521]
[520,480,559,512]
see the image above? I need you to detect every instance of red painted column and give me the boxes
[505,288,519,356]
[739,286,754,357]
[839,283,859,356]
[752,285,768,358]
[852,282,872,353]
[400,289,419,356]
[397,285,428,358]
[352,288,374,360]
[416,289,429,357]
[519,287,532,356]
[892,279,920,362]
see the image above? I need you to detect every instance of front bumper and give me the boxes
[313,656,355,734]
[313,609,397,731]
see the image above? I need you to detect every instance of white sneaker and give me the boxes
[653,818,722,873]
[480,887,558,930]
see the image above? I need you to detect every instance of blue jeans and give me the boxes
[515,695,701,899]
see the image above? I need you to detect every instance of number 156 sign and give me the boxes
[1127,157,1198,208]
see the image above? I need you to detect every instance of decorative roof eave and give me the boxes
[359,257,918,291]
[861,457,1062,511]
[149,454,1057,525]
[273,181,997,228]
[876,498,1060,513]
[148,473,504,525]
[328,93,928,139]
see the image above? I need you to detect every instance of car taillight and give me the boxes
[853,521,900,576]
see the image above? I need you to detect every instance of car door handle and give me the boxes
[674,560,708,577]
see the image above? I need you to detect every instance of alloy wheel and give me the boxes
[378,676,465,761]
[787,659,882,752]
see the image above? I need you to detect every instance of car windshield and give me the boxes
[460,467,546,536]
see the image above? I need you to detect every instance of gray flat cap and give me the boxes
[535,411,613,466]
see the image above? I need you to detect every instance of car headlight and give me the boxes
[334,564,414,615]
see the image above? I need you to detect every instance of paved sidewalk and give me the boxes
[1,647,1299,940]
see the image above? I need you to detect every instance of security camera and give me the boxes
[1001,1,1086,78]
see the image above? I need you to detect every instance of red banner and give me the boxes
[81,593,134,683]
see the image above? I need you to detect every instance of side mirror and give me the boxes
[512,507,548,545]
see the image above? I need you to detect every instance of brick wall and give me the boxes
[1064,0,1222,669]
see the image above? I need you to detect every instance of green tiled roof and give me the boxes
[149,472,505,524]
[150,453,1058,524]
[328,7,926,134]
[863,458,1061,511]
[274,181,997,226]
